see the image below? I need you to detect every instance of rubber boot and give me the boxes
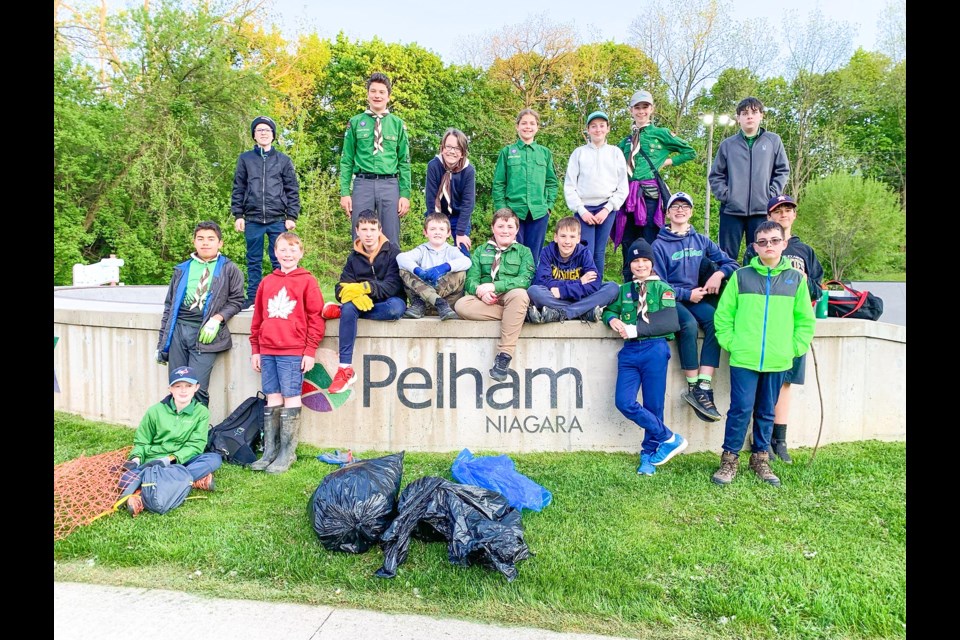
[770,423,793,464]
[249,406,282,471]
[266,407,301,474]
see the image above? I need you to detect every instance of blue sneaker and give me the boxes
[637,453,656,476]
[650,434,688,466]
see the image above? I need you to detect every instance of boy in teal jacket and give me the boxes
[712,221,815,487]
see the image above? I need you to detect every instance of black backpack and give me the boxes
[206,392,266,465]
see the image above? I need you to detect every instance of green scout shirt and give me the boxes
[465,241,536,295]
[602,277,677,341]
[339,111,411,198]
[130,396,210,465]
[617,124,696,181]
[491,139,559,221]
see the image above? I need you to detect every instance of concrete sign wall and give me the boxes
[55,286,906,454]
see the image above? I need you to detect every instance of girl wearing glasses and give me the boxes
[424,128,476,257]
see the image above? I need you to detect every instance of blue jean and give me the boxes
[167,320,218,406]
[119,452,223,498]
[260,354,305,398]
[722,366,787,454]
[338,297,406,364]
[517,214,550,267]
[615,339,673,455]
[244,220,285,300]
[718,212,765,265]
[576,203,616,276]
[676,300,721,371]
[620,195,660,281]
[527,282,619,320]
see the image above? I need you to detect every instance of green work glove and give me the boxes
[354,294,374,312]
[198,318,221,344]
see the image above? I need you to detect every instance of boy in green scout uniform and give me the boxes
[603,238,687,477]
[339,72,411,247]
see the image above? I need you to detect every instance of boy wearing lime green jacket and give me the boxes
[711,221,815,488]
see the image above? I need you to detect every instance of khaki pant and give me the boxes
[454,288,529,357]
[400,270,465,308]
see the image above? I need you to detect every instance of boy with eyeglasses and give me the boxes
[232,115,301,308]
[652,192,739,423]
[742,195,824,463]
[711,221,815,487]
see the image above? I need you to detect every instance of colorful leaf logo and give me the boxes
[301,348,352,412]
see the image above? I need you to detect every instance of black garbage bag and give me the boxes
[309,451,404,553]
[376,476,531,581]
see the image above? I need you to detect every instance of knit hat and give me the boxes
[251,116,277,139]
[627,239,655,263]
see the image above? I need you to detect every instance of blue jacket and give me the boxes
[424,156,476,236]
[652,226,739,302]
[532,241,602,301]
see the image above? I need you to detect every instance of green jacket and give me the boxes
[465,241,535,295]
[617,124,695,181]
[130,396,210,464]
[492,139,559,220]
[602,277,678,341]
[715,256,816,372]
[339,111,411,197]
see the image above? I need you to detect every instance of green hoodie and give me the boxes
[715,256,815,372]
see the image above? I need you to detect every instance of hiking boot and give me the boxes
[250,405,283,471]
[711,451,739,485]
[125,491,144,517]
[191,473,216,492]
[435,298,459,321]
[489,352,512,382]
[579,306,603,323]
[637,453,656,476]
[749,450,781,486]
[328,366,357,394]
[526,306,542,324]
[770,424,793,464]
[539,306,565,324]
[684,383,722,422]
[266,407,301,474]
[403,295,426,319]
[650,434,688,466]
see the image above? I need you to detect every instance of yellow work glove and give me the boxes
[353,294,374,312]
[338,282,371,304]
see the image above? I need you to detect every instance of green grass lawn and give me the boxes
[54,412,905,640]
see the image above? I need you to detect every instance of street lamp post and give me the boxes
[702,113,731,237]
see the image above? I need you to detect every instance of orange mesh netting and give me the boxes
[54,446,133,541]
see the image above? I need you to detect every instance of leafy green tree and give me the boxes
[792,173,904,281]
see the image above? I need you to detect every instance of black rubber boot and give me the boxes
[249,406,282,471]
[770,423,793,464]
[266,407,302,474]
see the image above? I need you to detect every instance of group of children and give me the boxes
[125,74,821,518]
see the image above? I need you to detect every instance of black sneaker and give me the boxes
[403,296,426,319]
[489,352,512,382]
[526,306,542,324]
[684,384,722,422]
[579,306,603,323]
[539,306,565,324]
[435,298,459,321]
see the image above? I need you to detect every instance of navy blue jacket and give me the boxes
[231,146,300,223]
[532,241,602,301]
[423,156,476,236]
[652,225,739,302]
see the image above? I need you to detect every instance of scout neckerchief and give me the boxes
[632,274,660,323]
[435,154,467,215]
[626,123,648,175]
[187,254,217,311]
[365,109,388,155]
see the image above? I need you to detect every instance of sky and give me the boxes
[261,0,891,65]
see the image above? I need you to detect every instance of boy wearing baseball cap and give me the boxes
[231,115,301,307]
[652,192,739,423]
[742,194,824,463]
[120,366,223,517]
[615,90,695,282]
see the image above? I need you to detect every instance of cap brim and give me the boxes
[170,378,198,386]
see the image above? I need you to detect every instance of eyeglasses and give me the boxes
[442,145,462,152]
[668,204,692,211]
[254,128,273,134]
[754,237,784,247]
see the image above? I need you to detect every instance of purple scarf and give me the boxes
[610,179,665,249]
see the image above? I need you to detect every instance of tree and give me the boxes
[792,173,904,281]
[876,0,906,64]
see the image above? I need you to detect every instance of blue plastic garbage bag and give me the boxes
[451,448,552,512]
